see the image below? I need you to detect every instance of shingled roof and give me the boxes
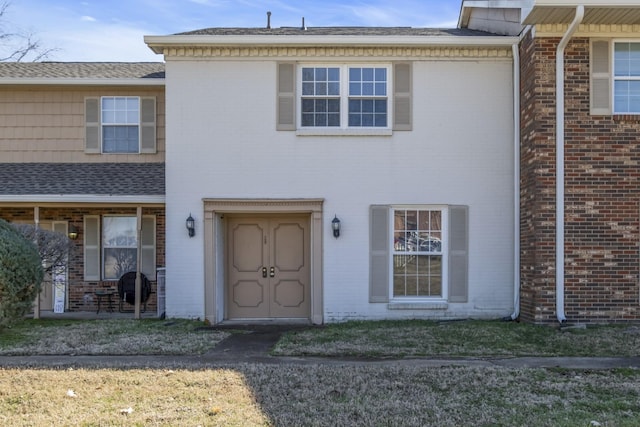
[176,26,499,37]
[0,62,165,79]
[0,163,165,196]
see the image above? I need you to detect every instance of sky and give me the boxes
[1,0,463,62]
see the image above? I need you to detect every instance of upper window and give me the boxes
[614,42,640,114]
[84,96,156,154]
[392,208,445,299]
[101,97,140,153]
[299,65,389,129]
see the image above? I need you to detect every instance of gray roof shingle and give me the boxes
[0,163,165,196]
[0,62,165,79]
[176,27,501,37]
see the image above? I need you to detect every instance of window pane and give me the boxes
[350,82,361,96]
[103,217,137,248]
[302,68,314,81]
[349,67,361,81]
[315,67,327,81]
[328,82,340,96]
[393,209,443,298]
[362,67,374,81]
[315,82,327,96]
[104,248,137,280]
[302,82,314,96]
[375,83,387,96]
[327,99,340,113]
[103,216,138,280]
[328,113,340,127]
[375,68,387,81]
[328,68,340,81]
[103,125,139,153]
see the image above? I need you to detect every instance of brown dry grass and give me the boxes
[1,365,639,426]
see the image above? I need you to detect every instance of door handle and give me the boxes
[270,267,275,277]
[262,267,267,278]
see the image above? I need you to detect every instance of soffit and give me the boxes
[523,5,640,25]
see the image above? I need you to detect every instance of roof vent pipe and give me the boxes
[266,11,271,29]
[301,17,306,30]
[555,5,584,324]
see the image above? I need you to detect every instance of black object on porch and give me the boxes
[117,271,151,312]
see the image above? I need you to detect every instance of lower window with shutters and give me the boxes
[84,215,156,281]
[369,205,468,306]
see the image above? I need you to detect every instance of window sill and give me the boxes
[296,128,393,137]
[387,301,448,310]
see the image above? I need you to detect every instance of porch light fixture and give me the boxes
[186,214,195,237]
[68,224,79,240]
[331,215,341,238]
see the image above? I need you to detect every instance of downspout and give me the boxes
[510,42,521,321]
[556,5,584,323]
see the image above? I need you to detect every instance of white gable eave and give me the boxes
[144,34,519,55]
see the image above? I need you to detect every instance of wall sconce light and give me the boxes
[68,224,79,240]
[186,214,195,238]
[331,215,341,238]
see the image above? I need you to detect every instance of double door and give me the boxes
[227,215,310,319]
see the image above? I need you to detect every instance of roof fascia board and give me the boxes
[0,195,165,204]
[144,34,518,53]
[0,78,165,86]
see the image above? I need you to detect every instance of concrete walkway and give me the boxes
[1,324,639,369]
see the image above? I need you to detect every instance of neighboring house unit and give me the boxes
[0,63,166,313]
[460,0,640,323]
[2,0,640,324]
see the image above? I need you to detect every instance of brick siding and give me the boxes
[0,207,165,314]
[519,33,640,323]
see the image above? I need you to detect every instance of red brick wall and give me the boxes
[519,33,640,323]
[0,207,165,313]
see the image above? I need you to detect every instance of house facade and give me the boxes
[2,0,640,324]
[144,28,519,324]
[0,63,166,314]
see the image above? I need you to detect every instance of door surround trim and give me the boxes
[203,198,324,325]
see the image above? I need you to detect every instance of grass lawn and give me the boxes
[273,319,640,358]
[1,318,639,425]
[0,318,228,355]
[0,365,639,426]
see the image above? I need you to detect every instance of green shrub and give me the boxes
[0,219,44,327]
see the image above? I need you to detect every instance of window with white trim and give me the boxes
[614,42,640,114]
[392,207,446,299]
[101,96,140,153]
[299,65,390,129]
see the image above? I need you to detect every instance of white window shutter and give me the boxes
[277,62,296,130]
[141,216,156,280]
[393,62,412,130]
[140,97,157,153]
[85,97,101,153]
[84,216,100,281]
[448,205,468,303]
[591,40,611,115]
[369,205,390,303]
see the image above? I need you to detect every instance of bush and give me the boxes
[0,219,44,327]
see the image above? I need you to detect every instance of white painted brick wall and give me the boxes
[164,57,515,322]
